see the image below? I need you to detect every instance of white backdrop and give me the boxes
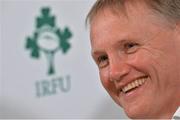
[0,0,128,119]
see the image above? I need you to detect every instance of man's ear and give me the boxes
[173,21,180,45]
[174,21,180,67]
[174,21,180,83]
[174,21,180,35]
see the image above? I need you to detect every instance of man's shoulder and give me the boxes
[173,107,180,120]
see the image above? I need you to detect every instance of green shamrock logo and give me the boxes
[26,7,72,75]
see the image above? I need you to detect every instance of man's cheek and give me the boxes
[99,70,110,84]
[99,72,117,93]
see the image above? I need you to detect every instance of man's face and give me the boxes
[90,1,180,119]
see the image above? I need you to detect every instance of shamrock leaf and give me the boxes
[26,33,40,58]
[56,27,72,53]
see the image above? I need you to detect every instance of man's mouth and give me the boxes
[121,76,148,93]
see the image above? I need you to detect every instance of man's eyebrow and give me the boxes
[91,39,129,56]
[112,39,133,48]
[91,50,103,56]
[91,49,107,59]
[115,39,128,45]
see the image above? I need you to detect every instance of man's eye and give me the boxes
[124,42,139,54]
[97,55,108,68]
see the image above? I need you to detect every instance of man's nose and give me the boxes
[109,60,131,82]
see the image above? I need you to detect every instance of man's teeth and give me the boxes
[122,77,147,93]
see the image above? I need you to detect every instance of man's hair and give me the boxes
[86,0,180,25]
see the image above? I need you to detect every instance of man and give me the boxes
[86,0,180,119]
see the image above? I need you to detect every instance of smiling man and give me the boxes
[86,0,180,119]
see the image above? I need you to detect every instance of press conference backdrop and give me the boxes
[0,0,128,119]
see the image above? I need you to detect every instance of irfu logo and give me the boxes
[26,7,72,75]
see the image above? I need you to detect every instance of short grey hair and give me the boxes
[86,0,180,25]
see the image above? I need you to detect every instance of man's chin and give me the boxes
[122,102,149,119]
[112,96,146,118]
[125,108,145,119]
